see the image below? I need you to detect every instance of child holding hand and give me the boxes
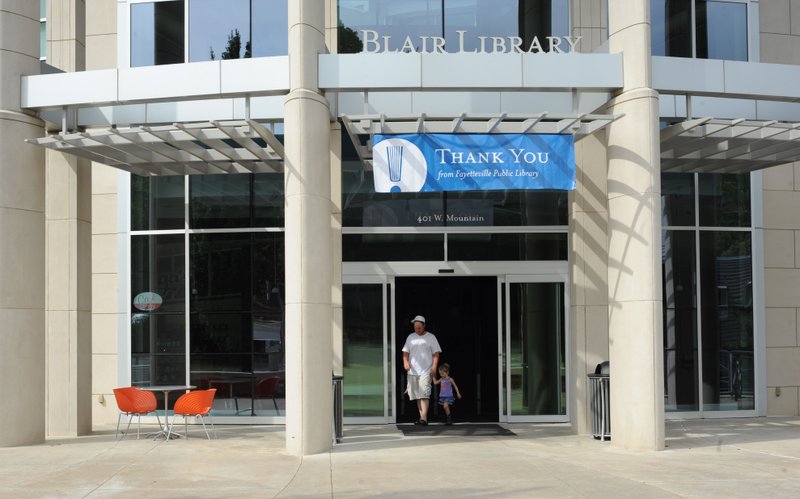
[433,363,461,425]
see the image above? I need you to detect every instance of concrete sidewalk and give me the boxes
[1,418,800,497]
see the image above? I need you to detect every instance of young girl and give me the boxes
[433,363,461,425]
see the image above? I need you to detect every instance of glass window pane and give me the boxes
[131,315,186,386]
[696,0,748,61]
[187,233,286,416]
[191,233,253,312]
[190,174,251,228]
[661,172,695,226]
[40,22,46,59]
[339,0,442,53]
[131,1,185,67]
[448,233,567,261]
[343,233,444,261]
[651,0,692,57]
[131,234,186,388]
[508,281,566,416]
[698,173,751,227]
[252,0,288,57]
[343,284,385,417]
[131,234,186,313]
[700,231,753,411]
[253,173,284,227]
[189,0,250,61]
[662,230,698,411]
[339,0,569,53]
[131,175,185,230]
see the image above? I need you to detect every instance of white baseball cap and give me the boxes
[411,315,426,324]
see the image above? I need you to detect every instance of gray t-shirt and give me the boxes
[402,331,442,375]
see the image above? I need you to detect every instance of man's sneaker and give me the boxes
[445,415,453,426]
[418,419,428,426]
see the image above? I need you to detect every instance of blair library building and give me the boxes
[3,0,800,455]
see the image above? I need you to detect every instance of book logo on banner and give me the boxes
[372,134,575,193]
[372,138,428,192]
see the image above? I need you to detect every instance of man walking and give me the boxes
[402,315,441,425]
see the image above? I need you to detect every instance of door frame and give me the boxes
[343,261,569,424]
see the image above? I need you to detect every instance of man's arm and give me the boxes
[431,351,439,376]
[403,351,410,371]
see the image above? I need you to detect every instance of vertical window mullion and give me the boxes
[690,0,697,58]
[184,175,191,385]
[184,0,190,63]
[694,173,704,414]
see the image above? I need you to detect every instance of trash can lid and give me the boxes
[595,361,610,375]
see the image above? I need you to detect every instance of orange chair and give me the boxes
[113,387,161,440]
[255,377,281,415]
[167,388,217,439]
[208,379,239,412]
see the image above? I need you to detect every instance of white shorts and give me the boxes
[406,373,432,400]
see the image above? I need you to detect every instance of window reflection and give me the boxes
[131,0,185,67]
[651,0,748,61]
[190,174,252,229]
[131,0,288,66]
[189,232,285,415]
[131,175,185,231]
[700,231,753,411]
[131,235,186,390]
[343,284,385,417]
[338,0,569,53]
[189,0,250,61]
[661,172,695,226]
[696,1,748,61]
[660,172,755,413]
[662,230,698,411]
[698,173,751,227]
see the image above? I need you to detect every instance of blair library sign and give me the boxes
[360,29,582,54]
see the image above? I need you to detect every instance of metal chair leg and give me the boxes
[116,413,123,440]
[124,414,134,439]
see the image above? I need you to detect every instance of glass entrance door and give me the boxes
[394,276,499,423]
[342,279,391,423]
[504,277,568,422]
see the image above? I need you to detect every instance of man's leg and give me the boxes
[418,398,429,422]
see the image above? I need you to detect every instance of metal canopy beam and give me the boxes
[341,112,622,171]
[25,119,285,176]
[660,118,800,173]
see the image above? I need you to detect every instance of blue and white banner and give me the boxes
[372,133,575,193]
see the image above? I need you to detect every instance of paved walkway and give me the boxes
[1,418,800,497]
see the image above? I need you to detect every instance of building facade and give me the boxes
[2,0,800,454]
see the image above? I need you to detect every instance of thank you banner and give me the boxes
[372,133,575,193]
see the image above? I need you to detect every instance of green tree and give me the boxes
[338,22,363,53]
[222,29,243,59]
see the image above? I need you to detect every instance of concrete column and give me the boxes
[85,0,120,428]
[605,1,665,450]
[0,1,46,446]
[44,0,92,437]
[284,0,334,455]
[569,132,610,435]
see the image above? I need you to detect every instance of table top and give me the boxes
[139,385,196,392]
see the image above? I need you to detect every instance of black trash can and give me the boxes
[587,361,610,440]
[332,374,344,443]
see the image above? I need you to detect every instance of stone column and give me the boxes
[0,1,46,446]
[605,0,665,450]
[283,0,334,455]
[44,0,92,437]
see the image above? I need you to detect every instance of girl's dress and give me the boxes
[438,376,455,405]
